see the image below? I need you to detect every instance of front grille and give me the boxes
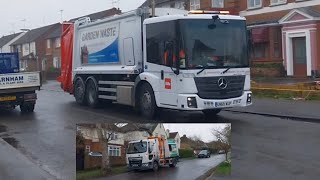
[129,160,142,167]
[194,76,245,99]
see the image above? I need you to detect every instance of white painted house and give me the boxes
[169,132,181,149]
[122,123,168,142]
[0,33,25,53]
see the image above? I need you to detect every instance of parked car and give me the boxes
[218,150,225,154]
[88,152,102,157]
[198,150,211,158]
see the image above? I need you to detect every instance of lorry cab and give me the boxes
[141,10,252,117]
[126,137,177,171]
[0,53,19,74]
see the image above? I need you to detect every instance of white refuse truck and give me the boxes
[59,8,252,119]
[0,53,41,112]
[126,137,177,171]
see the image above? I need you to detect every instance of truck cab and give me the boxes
[126,137,177,171]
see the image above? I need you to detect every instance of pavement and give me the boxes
[94,155,225,180]
[229,98,320,121]
[0,138,55,180]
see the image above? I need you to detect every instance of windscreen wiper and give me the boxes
[197,67,207,75]
[221,67,231,74]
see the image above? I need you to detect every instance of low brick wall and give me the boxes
[251,62,285,78]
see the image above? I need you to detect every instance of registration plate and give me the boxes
[215,99,241,107]
[0,96,16,102]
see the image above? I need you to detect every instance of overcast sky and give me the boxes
[164,124,230,143]
[0,0,146,36]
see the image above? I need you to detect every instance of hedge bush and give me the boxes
[179,149,194,158]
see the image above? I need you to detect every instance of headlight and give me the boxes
[187,97,197,108]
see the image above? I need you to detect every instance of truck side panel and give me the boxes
[72,13,142,77]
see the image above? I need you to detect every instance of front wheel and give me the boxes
[203,109,221,119]
[152,161,159,172]
[139,83,157,119]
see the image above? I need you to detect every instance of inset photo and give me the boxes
[76,123,231,180]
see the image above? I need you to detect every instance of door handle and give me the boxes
[161,70,164,80]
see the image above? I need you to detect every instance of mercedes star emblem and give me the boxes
[218,78,228,89]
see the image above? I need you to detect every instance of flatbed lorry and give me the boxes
[0,53,41,112]
[59,8,252,119]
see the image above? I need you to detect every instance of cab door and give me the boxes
[144,21,178,107]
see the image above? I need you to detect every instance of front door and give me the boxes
[292,37,307,77]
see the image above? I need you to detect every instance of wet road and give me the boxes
[0,81,320,180]
[96,155,225,180]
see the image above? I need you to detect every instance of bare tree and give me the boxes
[96,123,122,175]
[212,124,231,161]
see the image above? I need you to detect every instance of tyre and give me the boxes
[203,109,222,119]
[139,83,157,119]
[152,161,159,172]
[169,159,177,168]
[74,78,87,105]
[86,78,100,108]
[20,103,35,113]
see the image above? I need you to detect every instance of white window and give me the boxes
[47,39,51,48]
[248,0,262,9]
[20,60,28,70]
[17,45,22,52]
[110,133,118,140]
[85,145,90,152]
[42,59,46,71]
[175,2,185,9]
[53,57,61,68]
[24,44,29,51]
[270,0,286,5]
[212,0,224,8]
[190,0,200,10]
[55,38,61,48]
[161,4,171,8]
[108,145,121,157]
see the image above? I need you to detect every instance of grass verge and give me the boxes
[214,161,231,176]
[252,88,320,101]
[76,166,128,180]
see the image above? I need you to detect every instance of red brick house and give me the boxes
[78,124,126,169]
[239,0,320,78]
[10,23,60,74]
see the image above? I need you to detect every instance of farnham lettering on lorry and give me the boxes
[0,76,24,85]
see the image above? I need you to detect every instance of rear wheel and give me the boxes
[74,78,86,105]
[152,161,159,172]
[86,78,100,108]
[139,83,157,119]
[20,103,35,113]
[203,109,222,119]
[169,159,177,168]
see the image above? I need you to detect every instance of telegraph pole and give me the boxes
[59,10,64,23]
[150,0,155,17]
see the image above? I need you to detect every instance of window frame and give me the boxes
[212,0,224,8]
[47,39,51,49]
[190,0,201,10]
[108,145,121,157]
[270,0,287,6]
[55,38,61,48]
[247,0,262,9]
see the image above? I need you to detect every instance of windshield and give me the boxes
[199,150,207,154]
[127,141,148,154]
[0,53,19,73]
[179,19,249,69]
